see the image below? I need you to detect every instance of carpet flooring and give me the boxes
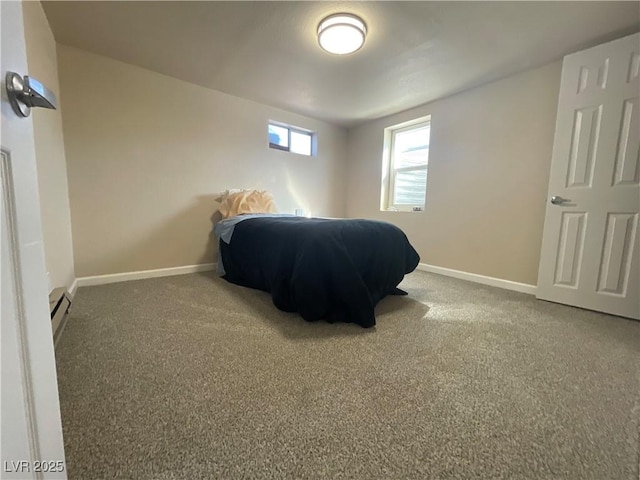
[54,270,639,479]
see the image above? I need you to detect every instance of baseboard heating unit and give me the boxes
[49,287,72,346]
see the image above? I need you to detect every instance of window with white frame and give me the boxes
[381,116,430,212]
[268,121,314,156]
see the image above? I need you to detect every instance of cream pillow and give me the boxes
[217,189,277,219]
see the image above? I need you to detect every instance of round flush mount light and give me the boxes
[317,13,367,55]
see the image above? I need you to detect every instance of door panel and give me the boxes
[553,212,587,287]
[566,106,600,187]
[612,97,638,185]
[537,33,640,320]
[596,213,637,295]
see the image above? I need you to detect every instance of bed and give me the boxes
[212,191,420,328]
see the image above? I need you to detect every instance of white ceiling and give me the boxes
[42,1,640,127]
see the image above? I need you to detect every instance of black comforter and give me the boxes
[219,216,420,328]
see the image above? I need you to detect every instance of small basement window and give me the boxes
[381,116,431,212]
[268,121,314,156]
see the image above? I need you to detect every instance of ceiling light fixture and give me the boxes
[317,13,367,55]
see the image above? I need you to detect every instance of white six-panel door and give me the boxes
[537,33,640,320]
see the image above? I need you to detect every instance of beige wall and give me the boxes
[346,61,562,286]
[22,1,75,291]
[57,45,347,277]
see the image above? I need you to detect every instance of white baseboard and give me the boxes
[416,263,537,295]
[76,263,217,288]
[73,261,535,296]
[68,278,78,298]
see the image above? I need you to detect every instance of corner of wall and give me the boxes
[23,0,76,293]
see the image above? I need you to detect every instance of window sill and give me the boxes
[381,208,425,213]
